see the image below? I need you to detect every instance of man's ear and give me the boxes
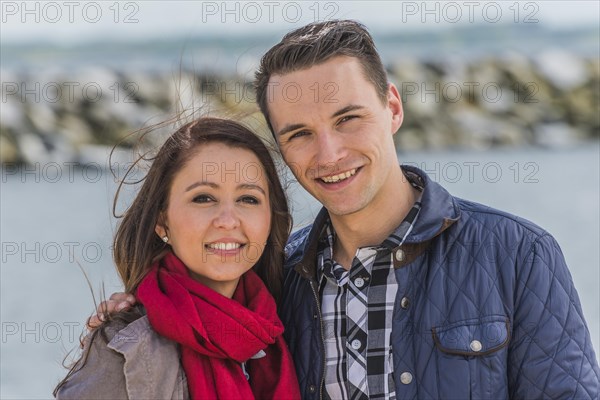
[387,83,404,134]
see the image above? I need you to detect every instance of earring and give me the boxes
[162,236,169,243]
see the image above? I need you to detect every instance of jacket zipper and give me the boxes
[309,279,325,400]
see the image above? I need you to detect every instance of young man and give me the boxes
[96,20,599,398]
[256,20,599,399]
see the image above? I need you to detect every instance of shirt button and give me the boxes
[395,249,405,261]
[400,296,410,309]
[351,339,361,350]
[470,340,483,352]
[400,372,413,384]
[308,384,316,393]
[354,277,365,288]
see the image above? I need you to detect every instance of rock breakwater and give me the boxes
[1,49,598,165]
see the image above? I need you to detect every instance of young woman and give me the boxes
[54,117,300,399]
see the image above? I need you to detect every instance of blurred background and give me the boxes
[1,1,599,398]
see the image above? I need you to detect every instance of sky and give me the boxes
[1,0,599,44]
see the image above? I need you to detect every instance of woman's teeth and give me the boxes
[207,243,242,250]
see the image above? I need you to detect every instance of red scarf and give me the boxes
[137,252,300,400]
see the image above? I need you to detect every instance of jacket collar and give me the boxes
[294,165,461,279]
[401,165,461,243]
[293,207,329,279]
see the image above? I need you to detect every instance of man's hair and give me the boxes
[254,20,389,135]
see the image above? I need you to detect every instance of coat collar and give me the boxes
[401,165,461,243]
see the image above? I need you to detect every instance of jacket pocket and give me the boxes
[431,316,511,399]
[432,316,510,356]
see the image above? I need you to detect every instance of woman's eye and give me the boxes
[239,195,260,205]
[192,194,214,203]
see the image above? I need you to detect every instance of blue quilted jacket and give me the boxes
[280,165,599,399]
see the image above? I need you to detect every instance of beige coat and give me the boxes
[55,315,189,399]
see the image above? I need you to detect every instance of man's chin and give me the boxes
[321,199,367,218]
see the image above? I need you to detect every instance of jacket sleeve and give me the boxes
[54,332,128,399]
[509,233,600,398]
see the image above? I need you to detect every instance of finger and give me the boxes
[109,292,137,305]
[115,301,132,312]
[125,294,136,304]
[86,315,103,331]
[96,299,121,315]
[109,292,131,302]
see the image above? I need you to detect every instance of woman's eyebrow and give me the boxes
[238,183,266,195]
[185,181,217,192]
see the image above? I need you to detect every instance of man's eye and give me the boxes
[239,196,260,205]
[339,115,358,124]
[289,130,309,140]
[192,194,214,203]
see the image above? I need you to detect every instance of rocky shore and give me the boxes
[1,49,598,165]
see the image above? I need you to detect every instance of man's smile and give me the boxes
[319,168,358,183]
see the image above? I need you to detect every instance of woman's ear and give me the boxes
[155,213,168,240]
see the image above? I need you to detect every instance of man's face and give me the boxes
[267,56,403,217]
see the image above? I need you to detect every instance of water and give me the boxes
[2,25,598,74]
[1,144,598,398]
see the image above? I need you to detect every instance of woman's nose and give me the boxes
[212,204,240,230]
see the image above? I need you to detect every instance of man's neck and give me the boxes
[330,167,419,270]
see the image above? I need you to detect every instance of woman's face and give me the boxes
[156,142,271,297]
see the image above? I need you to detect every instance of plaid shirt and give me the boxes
[318,174,423,399]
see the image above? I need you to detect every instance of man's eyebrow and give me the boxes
[331,104,365,118]
[185,181,217,192]
[276,105,366,137]
[238,183,266,195]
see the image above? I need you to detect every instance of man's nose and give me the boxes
[315,130,347,169]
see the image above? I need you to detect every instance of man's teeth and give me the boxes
[321,168,357,183]
[207,243,242,250]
